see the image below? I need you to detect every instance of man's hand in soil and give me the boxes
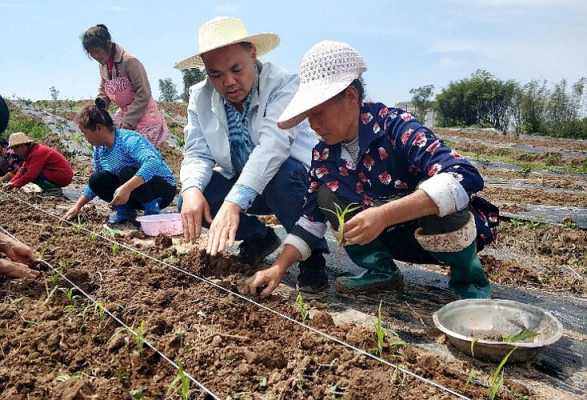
[206,201,240,256]
[0,258,39,279]
[110,185,132,207]
[181,188,212,242]
[242,264,287,298]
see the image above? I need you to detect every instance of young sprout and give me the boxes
[134,320,146,354]
[111,242,121,256]
[295,291,309,322]
[167,365,190,400]
[488,347,516,400]
[373,301,386,357]
[129,388,144,400]
[94,302,106,321]
[320,202,361,246]
[501,329,538,344]
[48,270,61,288]
[89,231,97,242]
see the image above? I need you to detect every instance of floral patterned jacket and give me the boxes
[289,102,499,254]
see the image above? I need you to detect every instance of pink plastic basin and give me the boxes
[135,213,183,236]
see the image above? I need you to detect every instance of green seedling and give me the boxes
[129,388,144,400]
[320,202,361,246]
[94,302,106,321]
[134,320,146,354]
[373,301,386,356]
[502,329,538,344]
[64,288,79,305]
[102,226,122,238]
[48,270,61,288]
[167,365,190,400]
[295,291,309,322]
[488,347,516,400]
[111,242,121,256]
[89,231,97,242]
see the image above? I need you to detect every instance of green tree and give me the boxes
[158,78,178,102]
[181,68,206,102]
[409,85,434,121]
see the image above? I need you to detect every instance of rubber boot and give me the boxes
[335,239,404,294]
[108,205,136,225]
[415,211,491,299]
[142,197,161,216]
[432,242,491,299]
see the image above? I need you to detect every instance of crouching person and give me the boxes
[5,132,73,194]
[244,41,499,299]
[64,104,176,224]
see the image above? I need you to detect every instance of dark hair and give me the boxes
[76,103,114,131]
[335,78,366,102]
[82,24,112,53]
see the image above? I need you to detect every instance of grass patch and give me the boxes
[4,103,51,141]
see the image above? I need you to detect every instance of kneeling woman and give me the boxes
[64,104,176,224]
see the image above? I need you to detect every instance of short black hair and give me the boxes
[335,78,366,102]
[81,24,112,53]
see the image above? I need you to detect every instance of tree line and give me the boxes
[411,70,587,139]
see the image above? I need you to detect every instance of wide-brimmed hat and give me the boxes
[278,40,367,129]
[175,16,280,70]
[8,132,33,147]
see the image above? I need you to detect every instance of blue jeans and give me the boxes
[179,158,328,252]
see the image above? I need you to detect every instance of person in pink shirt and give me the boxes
[81,24,169,148]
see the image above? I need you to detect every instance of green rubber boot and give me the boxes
[432,241,491,299]
[335,240,404,294]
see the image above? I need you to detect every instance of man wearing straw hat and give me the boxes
[176,17,328,292]
[244,41,499,299]
[0,95,39,280]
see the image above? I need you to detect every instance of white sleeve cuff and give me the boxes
[283,234,312,261]
[418,173,470,217]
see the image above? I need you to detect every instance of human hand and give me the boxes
[344,206,388,246]
[110,185,131,207]
[63,204,81,221]
[4,239,35,265]
[240,264,287,298]
[181,188,212,242]
[206,201,240,256]
[0,258,39,279]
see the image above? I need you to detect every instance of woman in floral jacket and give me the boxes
[244,41,499,299]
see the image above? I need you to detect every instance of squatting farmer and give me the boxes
[175,17,329,293]
[244,41,499,299]
[63,104,177,224]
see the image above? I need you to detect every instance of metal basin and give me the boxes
[433,299,563,363]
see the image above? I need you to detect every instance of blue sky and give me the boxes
[1,0,586,105]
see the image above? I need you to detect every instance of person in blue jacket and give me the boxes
[64,104,176,224]
[244,41,499,299]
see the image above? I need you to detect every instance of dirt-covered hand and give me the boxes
[63,205,81,221]
[206,201,240,256]
[110,186,131,206]
[242,265,286,298]
[4,240,35,265]
[0,258,39,279]
[344,206,388,245]
[181,188,212,242]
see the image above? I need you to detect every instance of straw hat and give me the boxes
[278,40,367,129]
[8,132,33,148]
[175,16,280,70]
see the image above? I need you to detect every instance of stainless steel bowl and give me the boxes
[433,299,563,363]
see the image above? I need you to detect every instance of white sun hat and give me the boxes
[8,132,33,148]
[175,16,280,70]
[278,40,367,129]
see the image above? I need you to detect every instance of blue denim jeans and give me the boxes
[179,157,328,252]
